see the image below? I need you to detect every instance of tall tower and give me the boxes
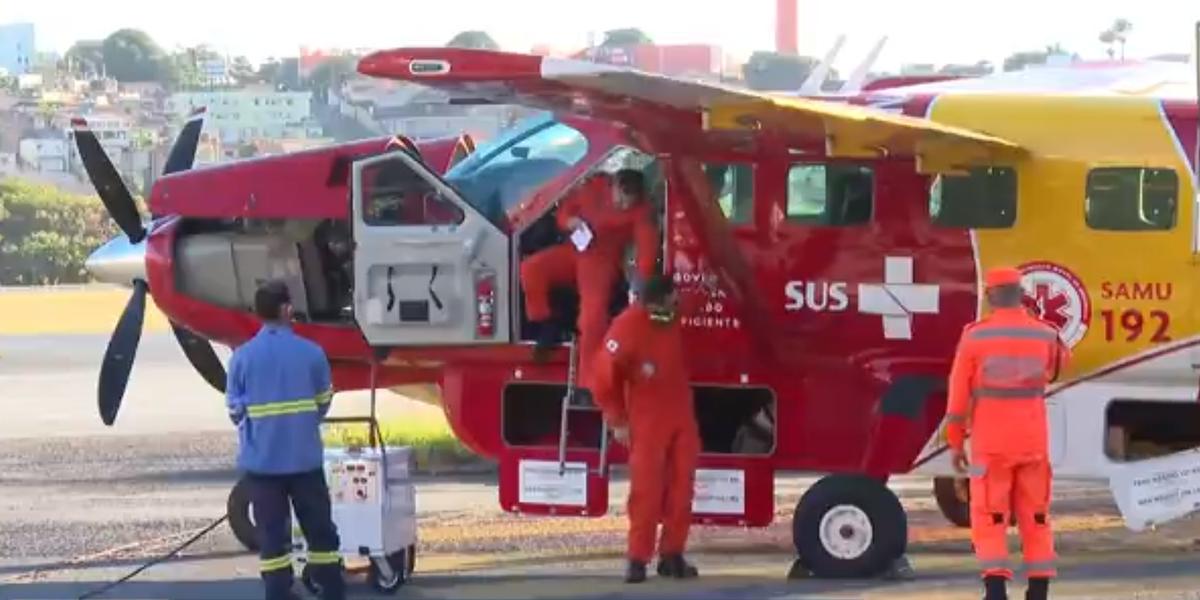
[776,0,798,54]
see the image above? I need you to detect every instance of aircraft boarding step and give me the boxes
[557,334,609,477]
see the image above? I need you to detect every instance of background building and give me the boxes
[166,87,319,144]
[0,22,35,76]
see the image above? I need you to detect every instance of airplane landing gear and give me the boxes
[933,476,971,528]
[791,474,907,578]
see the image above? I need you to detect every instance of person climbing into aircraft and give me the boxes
[944,266,1071,600]
[226,280,345,600]
[591,273,701,584]
[519,167,658,386]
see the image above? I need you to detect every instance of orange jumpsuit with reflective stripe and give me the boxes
[592,304,700,564]
[945,306,1070,581]
[520,173,658,387]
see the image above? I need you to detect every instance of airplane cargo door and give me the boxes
[350,150,511,347]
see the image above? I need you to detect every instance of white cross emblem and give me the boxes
[857,256,940,340]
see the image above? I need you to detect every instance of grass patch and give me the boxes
[0,286,169,335]
[322,411,480,469]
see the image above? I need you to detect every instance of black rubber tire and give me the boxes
[792,473,907,578]
[369,550,408,594]
[227,478,258,552]
[933,476,972,528]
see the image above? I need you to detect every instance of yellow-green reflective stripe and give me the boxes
[316,390,333,405]
[247,399,318,418]
[308,551,341,564]
[261,555,292,572]
[249,403,317,418]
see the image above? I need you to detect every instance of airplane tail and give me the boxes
[840,36,889,94]
[797,34,845,95]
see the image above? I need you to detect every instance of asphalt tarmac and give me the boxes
[3,333,1200,599]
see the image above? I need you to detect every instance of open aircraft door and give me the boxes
[350,149,511,347]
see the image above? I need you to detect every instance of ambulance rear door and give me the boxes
[350,149,511,347]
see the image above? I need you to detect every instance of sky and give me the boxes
[2,0,1198,73]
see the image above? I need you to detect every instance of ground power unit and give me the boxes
[292,423,417,594]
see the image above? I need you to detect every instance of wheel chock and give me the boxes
[786,558,812,580]
[880,554,916,581]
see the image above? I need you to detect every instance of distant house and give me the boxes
[166,88,318,145]
[18,129,68,172]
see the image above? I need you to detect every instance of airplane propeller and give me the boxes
[75,107,228,426]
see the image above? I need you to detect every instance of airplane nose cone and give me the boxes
[85,234,147,287]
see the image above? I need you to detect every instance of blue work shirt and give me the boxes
[225,322,333,475]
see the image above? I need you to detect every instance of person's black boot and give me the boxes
[656,554,699,579]
[983,575,1008,600]
[1025,577,1049,600]
[625,560,647,583]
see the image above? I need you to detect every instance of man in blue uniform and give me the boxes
[226,280,344,600]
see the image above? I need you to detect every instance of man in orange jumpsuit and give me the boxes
[519,168,658,389]
[591,274,701,583]
[945,266,1070,600]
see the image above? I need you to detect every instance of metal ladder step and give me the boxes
[557,335,608,477]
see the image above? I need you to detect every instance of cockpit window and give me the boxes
[445,115,589,223]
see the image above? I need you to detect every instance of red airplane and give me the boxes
[76,35,1200,581]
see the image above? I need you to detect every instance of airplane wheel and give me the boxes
[792,474,907,578]
[227,478,258,552]
[933,476,971,528]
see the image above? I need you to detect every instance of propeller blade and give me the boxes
[170,321,227,393]
[98,280,148,426]
[72,117,146,243]
[162,107,206,175]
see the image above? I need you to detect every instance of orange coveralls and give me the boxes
[945,306,1070,581]
[519,173,658,387]
[592,304,700,564]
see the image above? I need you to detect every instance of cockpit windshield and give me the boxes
[444,113,589,224]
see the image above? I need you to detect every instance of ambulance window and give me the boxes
[705,163,753,224]
[929,166,1017,229]
[361,158,465,227]
[786,163,873,226]
[1085,167,1178,231]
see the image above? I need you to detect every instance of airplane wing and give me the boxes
[358,48,1026,173]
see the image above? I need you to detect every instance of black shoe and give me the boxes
[1025,577,1049,600]
[984,575,1008,600]
[625,560,647,583]
[656,554,699,579]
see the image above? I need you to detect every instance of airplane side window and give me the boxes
[929,166,1017,229]
[1085,167,1178,231]
[361,159,465,227]
[704,163,754,224]
[786,163,873,226]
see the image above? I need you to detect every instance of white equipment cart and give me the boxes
[293,413,418,594]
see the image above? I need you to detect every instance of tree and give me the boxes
[447,31,499,50]
[166,45,221,89]
[742,51,819,91]
[1099,18,1133,60]
[229,56,257,85]
[601,28,653,47]
[101,29,173,83]
[308,55,358,102]
[65,40,104,76]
